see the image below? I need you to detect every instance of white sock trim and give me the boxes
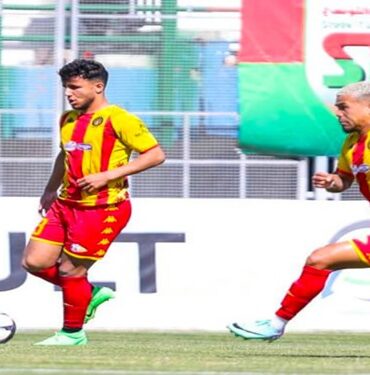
[270,315,288,331]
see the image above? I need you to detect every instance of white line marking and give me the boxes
[0,370,263,375]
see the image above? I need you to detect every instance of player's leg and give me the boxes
[33,201,92,346]
[35,253,93,346]
[36,200,132,345]
[228,240,368,340]
[22,201,64,285]
[84,199,132,323]
[275,240,368,322]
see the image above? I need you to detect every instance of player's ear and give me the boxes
[95,81,105,94]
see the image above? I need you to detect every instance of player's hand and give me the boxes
[312,172,336,189]
[39,190,58,217]
[77,171,115,193]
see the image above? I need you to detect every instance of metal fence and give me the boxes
[0,1,364,201]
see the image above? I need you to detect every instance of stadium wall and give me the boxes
[2,197,370,332]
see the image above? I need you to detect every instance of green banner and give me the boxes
[237,0,369,157]
[238,63,345,156]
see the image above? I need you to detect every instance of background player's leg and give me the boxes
[229,241,368,340]
[276,241,367,321]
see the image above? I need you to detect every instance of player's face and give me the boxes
[63,76,104,112]
[334,94,370,133]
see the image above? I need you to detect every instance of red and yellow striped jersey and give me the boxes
[58,105,159,206]
[337,132,370,201]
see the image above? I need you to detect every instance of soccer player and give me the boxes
[22,59,165,345]
[228,81,370,341]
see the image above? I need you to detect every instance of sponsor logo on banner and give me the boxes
[306,0,370,104]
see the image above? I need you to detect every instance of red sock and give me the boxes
[275,265,332,320]
[31,265,61,286]
[60,276,92,330]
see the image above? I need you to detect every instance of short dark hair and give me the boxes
[58,59,109,86]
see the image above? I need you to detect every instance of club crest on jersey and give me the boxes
[92,117,104,126]
[64,141,92,152]
[352,164,370,175]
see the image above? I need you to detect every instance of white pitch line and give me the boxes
[0,370,270,375]
[0,370,265,375]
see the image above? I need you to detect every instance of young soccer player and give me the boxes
[228,81,370,341]
[22,59,165,345]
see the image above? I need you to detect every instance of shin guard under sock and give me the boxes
[275,265,332,321]
[32,265,61,286]
[60,276,92,330]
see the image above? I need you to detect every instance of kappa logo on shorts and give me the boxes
[104,216,117,223]
[98,238,110,246]
[71,243,88,253]
[94,249,106,257]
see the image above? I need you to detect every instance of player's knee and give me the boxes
[22,253,51,273]
[22,255,40,272]
[305,248,330,269]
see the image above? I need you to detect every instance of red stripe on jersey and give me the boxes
[97,118,117,204]
[352,135,370,201]
[66,113,92,201]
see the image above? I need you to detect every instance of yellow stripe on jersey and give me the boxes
[363,133,370,168]
[351,240,370,266]
[58,105,159,207]
[109,106,159,153]
[82,113,104,175]
[337,133,357,176]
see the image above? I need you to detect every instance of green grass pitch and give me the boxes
[1,330,370,374]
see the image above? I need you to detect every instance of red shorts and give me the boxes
[352,238,370,265]
[31,198,132,260]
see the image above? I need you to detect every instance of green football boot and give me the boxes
[84,286,115,324]
[34,329,87,346]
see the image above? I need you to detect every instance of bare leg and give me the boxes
[276,240,367,321]
[306,241,368,270]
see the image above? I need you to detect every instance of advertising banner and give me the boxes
[238,0,370,156]
[2,198,370,333]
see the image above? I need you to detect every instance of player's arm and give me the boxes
[77,145,165,192]
[110,145,165,178]
[39,150,65,215]
[312,171,353,193]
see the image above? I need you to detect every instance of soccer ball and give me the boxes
[0,313,16,344]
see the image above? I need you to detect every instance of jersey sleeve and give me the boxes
[336,136,354,177]
[111,110,159,153]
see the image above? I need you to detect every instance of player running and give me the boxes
[228,81,370,341]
